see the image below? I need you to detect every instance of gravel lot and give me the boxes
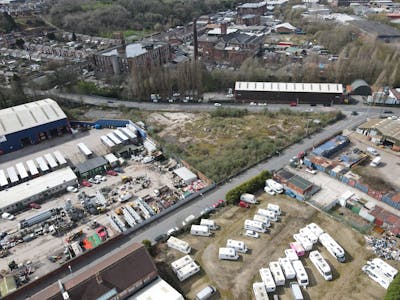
[156,193,400,300]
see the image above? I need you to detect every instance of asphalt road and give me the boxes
[21,110,367,299]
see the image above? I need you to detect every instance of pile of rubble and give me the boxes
[365,235,400,260]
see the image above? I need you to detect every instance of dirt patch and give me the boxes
[157,194,400,300]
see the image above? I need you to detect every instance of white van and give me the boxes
[367,147,379,156]
[219,247,239,260]
[195,285,216,300]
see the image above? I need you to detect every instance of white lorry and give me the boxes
[278,257,296,280]
[244,219,267,233]
[266,179,284,194]
[269,261,286,286]
[257,208,278,222]
[292,260,309,287]
[190,225,211,237]
[240,193,257,204]
[309,250,333,280]
[259,268,276,292]
[319,233,345,263]
[253,214,271,227]
[226,239,248,253]
[167,236,191,254]
[267,204,281,215]
[219,247,239,260]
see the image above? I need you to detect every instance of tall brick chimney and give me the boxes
[220,22,227,35]
[193,18,198,60]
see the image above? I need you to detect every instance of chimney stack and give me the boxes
[220,22,227,35]
[193,19,198,60]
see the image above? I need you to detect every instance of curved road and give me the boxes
[17,93,398,299]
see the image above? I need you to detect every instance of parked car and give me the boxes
[290,102,297,107]
[95,226,108,240]
[81,180,92,187]
[0,232,7,240]
[94,175,106,182]
[305,168,317,175]
[214,103,222,107]
[167,227,180,236]
[66,186,78,193]
[239,201,250,208]
[89,177,100,184]
[29,202,41,209]
[384,110,393,114]
[245,230,260,239]
[1,212,15,220]
[154,234,168,243]
[114,167,124,173]
[106,170,118,176]
[351,111,358,116]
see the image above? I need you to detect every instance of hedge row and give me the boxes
[225,170,271,204]
[385,274,400,300]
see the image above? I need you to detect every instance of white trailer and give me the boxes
[190,225,211,237]
[307,223,324,238]
[267,203,281,215]
[371,258,398,280]
[6,166,19,184]
[171,255,193,272]
[44,153,58,169]
[77,143,93,157]
[284,249,299,262]
[167,236,191,254]
[118,127,137,141]
[53,150,67,166]
[100,135,116,148]
[0,170,8,189]
[299,227,318,244]
[176,261,200,281]
[35,156,49,173]
[200,218,218,230]
[259,268,276,292]
[253,282,269,300]
[125,205,143,224]
[26,159,39,177]
[362,264,392,289]
[240,193,257,204]
[253,214,271,227]
[15,163,29,181]
[226,239,248,253]
[309,250,332,280]
[266,179,283,193]
[279,257,296,280]
[319,233,345,263]
[293,233,313,251]
[113,129,129,143]
[121,207,137,228]
[70,241,83,256]
[257,208,278,222]
[219,247,239,260]
[244,219,267,233]
[292,260,309,287]
[269,261,286,286]
[106,132,122,145]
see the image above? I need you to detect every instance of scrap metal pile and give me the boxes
[365,235,400,260]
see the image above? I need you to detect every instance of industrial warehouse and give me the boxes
[0,99,70,155]
[234,81,344,104]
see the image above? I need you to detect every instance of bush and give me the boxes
[385,274,400,300]
[210,107,248,118]
[225,170,271,204]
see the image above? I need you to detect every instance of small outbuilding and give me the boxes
[74,156,108,178]
[173,167,198,184]
[349,79,372,96]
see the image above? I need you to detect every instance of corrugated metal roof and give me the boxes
[359,118,400,141]
[0,99,67,136]
[234,82,343,94]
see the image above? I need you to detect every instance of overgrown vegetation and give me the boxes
[74,81,121,98]
[49,0,241,36]
[0,12,18,33]
[352,165,394,192]
[385,274,400,300]
[152,110,343,182]
[210,107,248,118]
[225,170,271,204]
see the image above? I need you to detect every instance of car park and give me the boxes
[246,230,260,239]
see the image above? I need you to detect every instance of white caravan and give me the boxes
[266,179,284,193]
[226,239,248,253]
[269,261,286,286]
[309,251,333,280]
[285,249,299,261]
[244,219,267,233]
[200,219,218,230]
[190,225,211,237]
[299,227,318,244]
[278,257,296,279]
[259,268,276,292]
[252,282,269,300]
[267,203,281,215]
[370,258,398,280]
[319,233,346,263]
[176,261,200,281]
[292,260,309,287]
[219,247,239,261]
[362,264,391,289]
[171,255,194,272]
[240,193,257,204]
[167,236,191,254]
[306,223,324,238]
[293,233,313,251]
[253,214,271,227]
[257,208,278,222]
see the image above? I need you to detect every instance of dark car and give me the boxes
[384,110,393,114]
[154,234,168,243]
[29,202,41,209]
[0,232,7,240]
[351,111,358,116]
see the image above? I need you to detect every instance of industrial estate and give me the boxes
[1,0,400,299]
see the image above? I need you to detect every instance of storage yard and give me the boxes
[155,193,400,300]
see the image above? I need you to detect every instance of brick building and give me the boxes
[237,14,261,26]
[237,1,267,15]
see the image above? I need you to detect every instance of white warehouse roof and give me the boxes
[0,167,77,211]
[173,167,197,184]
[128,277,184,300]
[235,82,343,94]
[0,98,67,136]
